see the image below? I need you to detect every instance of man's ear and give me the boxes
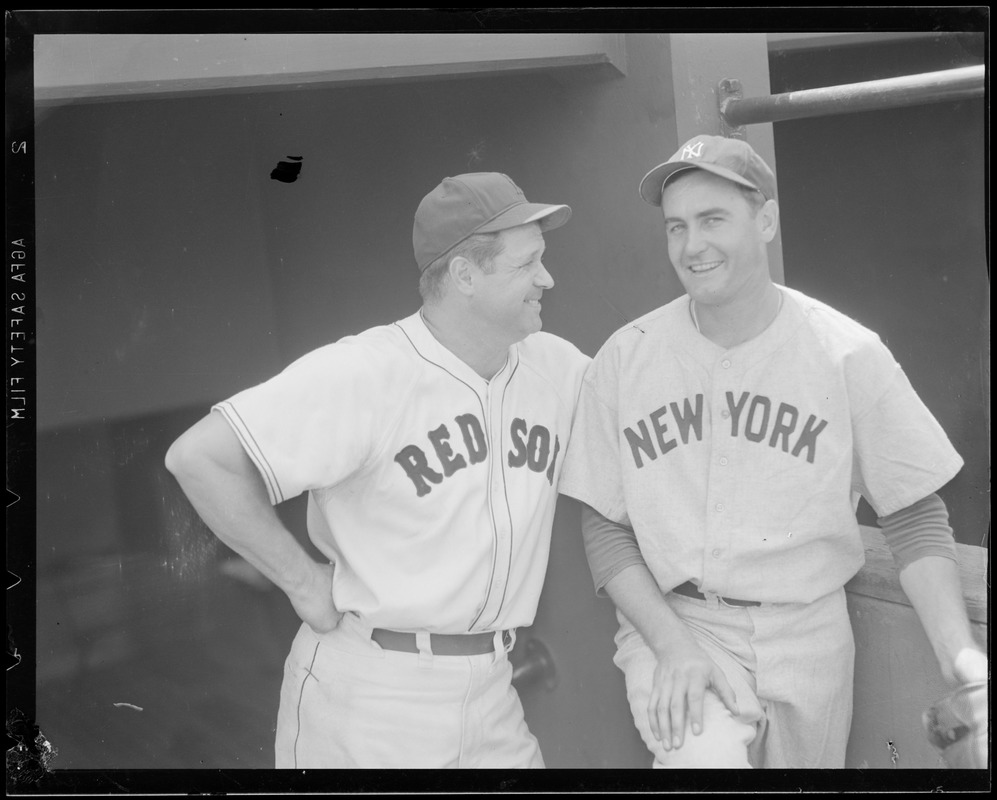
[758,199,780,243]
[448,255,476,297]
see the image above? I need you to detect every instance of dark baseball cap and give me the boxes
[413,172,571,272]
[638,135,777,206]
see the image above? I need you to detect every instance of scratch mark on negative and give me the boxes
[602,296,644,333]
[466,139,486,168]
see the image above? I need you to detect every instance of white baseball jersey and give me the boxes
[559,285,963,604]
[214,311,589,633]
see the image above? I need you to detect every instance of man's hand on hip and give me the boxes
[288,561,343,634]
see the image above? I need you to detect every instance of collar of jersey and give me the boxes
[682,286,804,368]
[397,311,519,388]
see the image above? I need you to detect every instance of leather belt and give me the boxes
[371,628,510,656]
[671,580,761,608]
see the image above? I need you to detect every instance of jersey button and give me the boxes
[719,457,729,466]
[712,549,722,558]
[715,503,725,512]
[721,409,730,419]
[721,359,732,369]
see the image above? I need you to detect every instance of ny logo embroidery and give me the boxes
[681,141,705,160]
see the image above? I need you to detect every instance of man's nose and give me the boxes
[535,262,554,290]
[684,227,707,256]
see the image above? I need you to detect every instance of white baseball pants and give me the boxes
[274,612,544,768]
[613,587,855,768]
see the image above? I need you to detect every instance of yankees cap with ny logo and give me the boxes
[638,134,777,206]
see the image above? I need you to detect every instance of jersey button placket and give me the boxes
[480,377,512,627]
[706,353,736,587]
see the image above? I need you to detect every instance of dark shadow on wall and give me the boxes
[34,408,311,769]
[769,33,989,546]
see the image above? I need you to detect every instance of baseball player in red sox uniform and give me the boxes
[558,135,987,768]
[166,172,589,768]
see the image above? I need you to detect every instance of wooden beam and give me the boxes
[847,526,987,624]
[34,33,627,104]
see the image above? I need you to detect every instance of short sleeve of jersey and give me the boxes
[558,339,631,525]
[849,339,964,517]
[213,335,405,505]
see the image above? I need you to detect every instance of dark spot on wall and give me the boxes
[270,156,303,183]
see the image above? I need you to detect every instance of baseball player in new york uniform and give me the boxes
[166,172,589,768]
[558,135,987,768]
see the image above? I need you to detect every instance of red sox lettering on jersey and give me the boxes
[623,391,828,469]
[215,311,589,634]
[395,414,561,496]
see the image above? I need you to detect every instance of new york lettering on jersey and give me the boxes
[394,413,561,496]
[623,391,828,468]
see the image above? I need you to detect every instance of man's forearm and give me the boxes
[898,555,984,684]
[603,563,697,658]
[165,412,325,599]
[174,456,321,596]
[580,503,696,657]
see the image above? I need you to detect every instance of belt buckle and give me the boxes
[702,589,722,610]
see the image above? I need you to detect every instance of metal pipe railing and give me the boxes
[720,65,985,127]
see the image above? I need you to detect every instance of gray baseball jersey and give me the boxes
[559,285,963,604]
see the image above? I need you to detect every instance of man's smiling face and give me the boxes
[472,222,553,343]
[660,169,774,309]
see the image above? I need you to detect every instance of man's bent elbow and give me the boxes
[164,435,192,480]
[164,425,211,482]
[165,412,246,486]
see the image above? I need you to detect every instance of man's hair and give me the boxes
[418,231,506,302]
[736,184,767,216]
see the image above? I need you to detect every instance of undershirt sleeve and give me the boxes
[877,492,958,571]
[581,493,957,591]
[580,503,647,597]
